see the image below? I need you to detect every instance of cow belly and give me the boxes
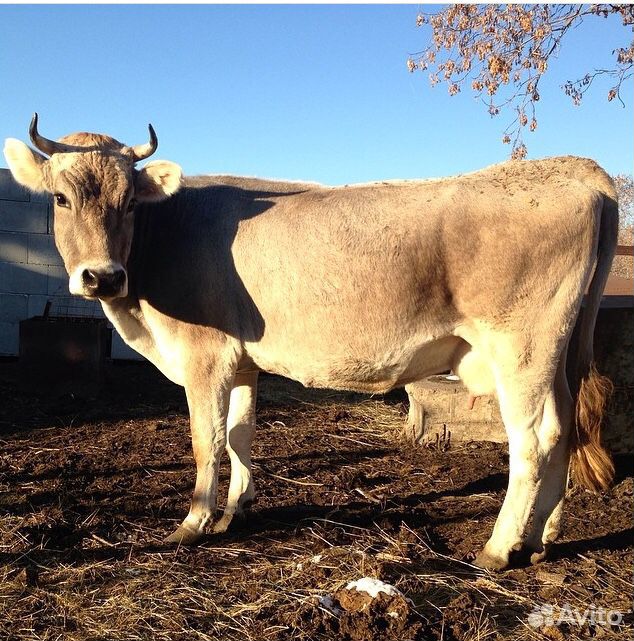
[248,335,464,393]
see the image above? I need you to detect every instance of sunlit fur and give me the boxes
[3,125,618,570]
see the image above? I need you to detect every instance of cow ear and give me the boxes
[135,160,183,202]
[3,139,48,193]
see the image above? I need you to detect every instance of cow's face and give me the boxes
[3,115,182,300]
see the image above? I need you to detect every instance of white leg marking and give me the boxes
[165,365,233,545]
[477,412,543,568]
[475,360,549,570]
[214,371,258,533]
[525,357,573,560]
[476,342,573,570]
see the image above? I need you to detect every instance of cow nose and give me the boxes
[81,268,127,298]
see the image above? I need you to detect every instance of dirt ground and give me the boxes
[0,360,632,641]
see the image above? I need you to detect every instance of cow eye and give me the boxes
[54,193,69,208]
[127,198,137,213]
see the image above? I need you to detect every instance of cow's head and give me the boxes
[3,114,182,300]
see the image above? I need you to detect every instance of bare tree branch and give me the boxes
[408,4,634,158]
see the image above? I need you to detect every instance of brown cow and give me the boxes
[4,114,617,570]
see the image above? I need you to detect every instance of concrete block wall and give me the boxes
[0,168,140,359]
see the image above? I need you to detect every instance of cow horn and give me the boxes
[129,124,158,162]
[29,113,80,156]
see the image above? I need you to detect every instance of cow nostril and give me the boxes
[82,269,99,289]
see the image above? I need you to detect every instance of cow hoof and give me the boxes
[164,524,203,546]
[212,514,234,534]
[473,549,510,571]
[213,503,253,534]
[529,544,551,566]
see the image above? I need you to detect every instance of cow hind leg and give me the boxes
[474,354,559,570]
[213,371,258,533]
[524,356,574,564]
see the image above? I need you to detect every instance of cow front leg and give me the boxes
[165,368,233,545]
[213,371,258,533]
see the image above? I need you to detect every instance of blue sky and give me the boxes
[1,5,632,184]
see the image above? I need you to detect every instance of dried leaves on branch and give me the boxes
[407,4,634,159]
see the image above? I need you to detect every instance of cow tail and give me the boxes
[570,189,618,492]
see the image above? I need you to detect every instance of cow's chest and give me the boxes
[101,300,186,385]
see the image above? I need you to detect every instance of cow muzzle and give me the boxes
[70,264,128,300]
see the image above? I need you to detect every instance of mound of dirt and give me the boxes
[292,585,422,641]
[336,589,422,641]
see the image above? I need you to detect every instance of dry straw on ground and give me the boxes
[0,364,632,641]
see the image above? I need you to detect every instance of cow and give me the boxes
[4,114,617,570]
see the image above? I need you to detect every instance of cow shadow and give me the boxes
[132,181,311,338]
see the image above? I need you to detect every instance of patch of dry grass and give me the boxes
[2,506,631,641]
[1,374,631,641]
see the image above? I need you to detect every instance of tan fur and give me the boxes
[136,160,183,201]
[3,120,620,565]
[58,132,125,150]
[3,139,47,192]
